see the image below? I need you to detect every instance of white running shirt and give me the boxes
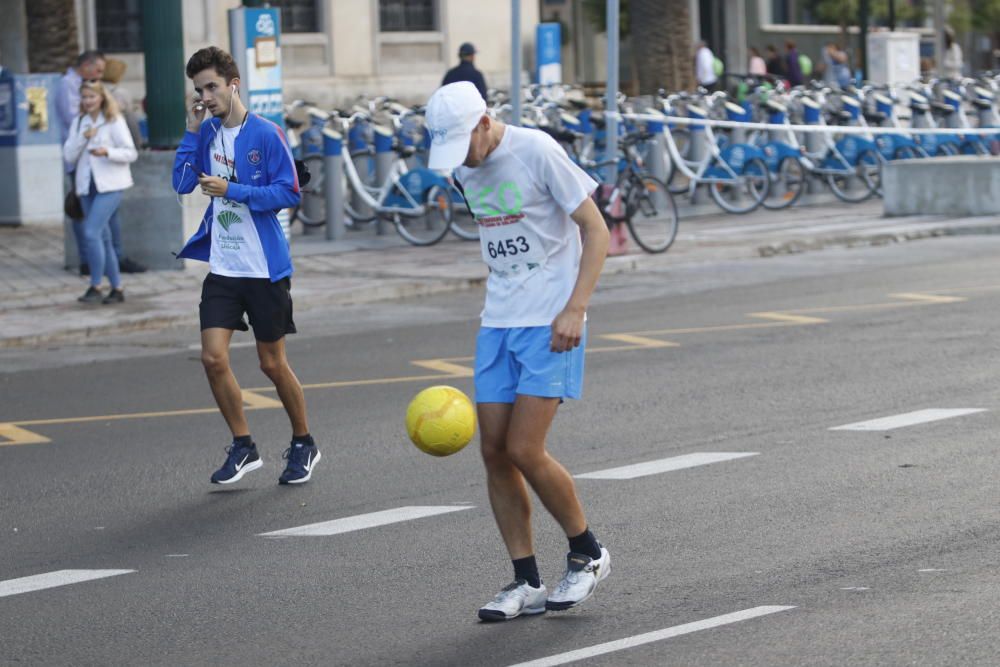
[455,125,597,328]
[209,124,269,278]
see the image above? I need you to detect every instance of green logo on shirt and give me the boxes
[217,210,242,232]
[467,181,523,217]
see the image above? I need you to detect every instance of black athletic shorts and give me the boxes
[199,273,296,342]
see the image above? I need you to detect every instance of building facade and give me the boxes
[72,0,539,108]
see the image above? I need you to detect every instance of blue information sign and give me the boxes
[536,23,562,85]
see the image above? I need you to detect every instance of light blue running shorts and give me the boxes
[474,325,587,404]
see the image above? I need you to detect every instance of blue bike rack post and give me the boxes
[348,121,372,224]
[645,118,669,185]
[687,105,708,204]
[300,108,329,233]
[323,128,345,241]
[373,124,395,236]
[802,97,824,195]
[725,102,749,145]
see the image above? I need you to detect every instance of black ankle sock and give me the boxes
[292,433,313,446]
[568,527,602,560]
[233,435,253,448]
[512,556,541,588]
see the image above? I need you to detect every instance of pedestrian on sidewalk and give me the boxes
[100,57,147,274]
[442,42,488,101]
[57,50,105,276]
[172,46,320,486]
[784,40,804,88]
[63,79,136,305]
[425,82,612,622]
[695,40,719,91]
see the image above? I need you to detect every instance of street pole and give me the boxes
[511,0,521,127]
[933,0,946,78]
[605,0,619,184]
[140,0,185,148]
[888,0,896,32]
[859,0,870,81]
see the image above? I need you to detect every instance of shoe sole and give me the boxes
[478,604,546,622]
[279,451,321,485]
[211,458,263,484]
[545,554,612,611]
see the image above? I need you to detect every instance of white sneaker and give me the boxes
[545,547,611,611]
[478,579,548,622]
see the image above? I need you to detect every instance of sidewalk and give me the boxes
[2,199,999,348]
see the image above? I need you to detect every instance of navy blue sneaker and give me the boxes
[278,440,321,485]
[210,441,263,484]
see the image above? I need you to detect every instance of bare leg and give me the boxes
[479,395,589,560]
[479,402,534,559]
[505,395,587,538]
[201,327,249,437]
[256,337,309,436]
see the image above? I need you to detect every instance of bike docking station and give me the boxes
[618,109,1000,218]
[373,124,396,236]
[322,127,345,241]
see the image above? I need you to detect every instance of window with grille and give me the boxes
[96,0,142,53]
[379,0,437,32]
[269,0,321,33]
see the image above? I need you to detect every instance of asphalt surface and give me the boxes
[2,235,1000,666]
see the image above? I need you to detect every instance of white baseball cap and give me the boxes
[425,82,487,170]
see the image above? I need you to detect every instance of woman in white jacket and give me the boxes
[63,79,137,304]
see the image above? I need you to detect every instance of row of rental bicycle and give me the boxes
[285,72,1000,254]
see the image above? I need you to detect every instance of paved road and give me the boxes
[2,236,1000,665]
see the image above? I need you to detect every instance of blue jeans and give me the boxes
[80,180,123,289]
[70,186,121,264]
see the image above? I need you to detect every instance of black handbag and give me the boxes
[64,113,86,220]
[64,189,83,219]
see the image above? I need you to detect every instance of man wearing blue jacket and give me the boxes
[173,46,320,486]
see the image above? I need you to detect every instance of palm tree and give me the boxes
[582,0,694,93]
[630,0,693,93]
[26,0,79,73]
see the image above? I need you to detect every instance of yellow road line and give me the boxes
[748,312,829,324]
[1,289,971,439]
[411,359,475,376]
[0,423,51,446]
[598,333,680,348]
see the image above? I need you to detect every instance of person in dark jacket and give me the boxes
[442,42,488,100]
[784,40,804,87]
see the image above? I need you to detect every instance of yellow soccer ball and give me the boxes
[405,385,476,457]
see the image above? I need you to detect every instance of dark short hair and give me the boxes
[76,50,105,67]
[185,46,240,82]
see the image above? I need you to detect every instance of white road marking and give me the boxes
[830,408,986,431]
[840,587,870,591]
[918,568,947,573]
[165,554,189,558]
[0,569,135,598]
[259,505,475,537]
[575,452,759,480]
[506,605,796,667]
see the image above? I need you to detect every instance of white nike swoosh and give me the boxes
[234,454,249,472]
[304,453,314,470]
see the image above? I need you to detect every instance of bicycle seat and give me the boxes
[864,110,888,123]
[539,126,579,144]
[972,98,994,110]
[931,102,955,115]
[285,117,305,130]
[395,145,416,158]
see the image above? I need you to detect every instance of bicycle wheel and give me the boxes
[709,157,770,214]
[295,154,326,227]
[625,176,679,253]
[856,148,882,197]
[394,185,453,246]
[343,171,377,224]
[825,159,873,203]
[447,182,479,240]
[666,161,691,195]
[762,156,805,210]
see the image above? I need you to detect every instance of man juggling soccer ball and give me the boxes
[425,82,612,621]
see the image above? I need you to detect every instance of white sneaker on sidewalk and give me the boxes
[478,579,547,622]
[545,547,611,611]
